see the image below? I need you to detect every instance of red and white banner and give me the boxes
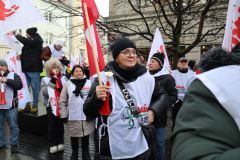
[81,0,105,77]
[139,56,144,62]
[79,49,84,68]
[0,0,48,36]
[0,31,22,52]
[4,51,32,109]
[222,0,240,52]
[48,87,60,117]
[147,28,172,74]
[70,53,77,70]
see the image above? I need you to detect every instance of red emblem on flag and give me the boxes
[0,0,19,21]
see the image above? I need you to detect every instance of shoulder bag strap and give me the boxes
[116,79,139,119]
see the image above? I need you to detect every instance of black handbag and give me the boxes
[116,79,156,147]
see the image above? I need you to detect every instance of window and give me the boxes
[45,33,53,45]
[79,29,85,44]
[140,0,152,6]
[80,49,85,55]
[64,38,67,48]
[44,11,52,22]
[141,0,146,6]
[60,17,67,26]
[201,45,213,55]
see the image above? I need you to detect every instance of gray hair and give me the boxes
[45,58,63,75]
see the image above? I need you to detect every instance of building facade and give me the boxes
[105,0,228,65]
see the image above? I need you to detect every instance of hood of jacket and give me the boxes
[104,61,147,83]
[231,43,240,62]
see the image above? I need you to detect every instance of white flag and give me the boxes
[222,0,240,52]
[70,53,77,70]
[79,49,84,67]
[147,28,172,74]
[0,0,48,36]
[0,31,22,52]
[4,51,32,109]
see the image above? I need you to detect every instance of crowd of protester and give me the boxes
[1,27,240,160]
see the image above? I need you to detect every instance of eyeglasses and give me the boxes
[120,50,137,57]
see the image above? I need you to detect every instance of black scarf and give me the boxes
[71,78,87,98]
[112,61,140,81]
[149,67,162,75]
[178,67,188,73]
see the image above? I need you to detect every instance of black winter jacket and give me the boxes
[151,74,178,127]
[83,62,168,159]
[16,34,43,73]
[1,70,23,110]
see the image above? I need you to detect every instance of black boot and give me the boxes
[70,150,78,160]
[70,137,79,160]
[81,135,91,160]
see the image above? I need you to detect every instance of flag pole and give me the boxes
[83,3,103,86]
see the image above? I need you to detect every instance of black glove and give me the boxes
[61,118,68,124]
[50,77,57,84]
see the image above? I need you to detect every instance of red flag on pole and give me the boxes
[81,0,105,77]
[222,0,240,52]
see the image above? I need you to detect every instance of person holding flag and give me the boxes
[148,52,178,160]
[41,59,68,153]
[16,27,43,113]
[83,38,168,160]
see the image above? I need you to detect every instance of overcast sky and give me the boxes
[95,0,109,17]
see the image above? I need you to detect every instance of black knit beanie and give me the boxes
[111,38,137,60]
[151,52,165,66]
[188,60,196,70]
[26,27,37,36]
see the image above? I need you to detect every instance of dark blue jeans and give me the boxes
[155,127,165,160]
[25,72,40,106]
[0,108,19,147]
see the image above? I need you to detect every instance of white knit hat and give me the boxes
[55,39,64,47]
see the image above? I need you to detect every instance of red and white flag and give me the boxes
[222,0,240,52]
[0,0,48,36]
[48,88,60,117]
[70,53,77,70]
[0,31,22,52]
[139,56,144,62]
[79,49,84,68]
[4,51,32,109]
[147,28,172,74]
[81,0,105,77]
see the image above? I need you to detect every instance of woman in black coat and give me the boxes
[83,38,168,160]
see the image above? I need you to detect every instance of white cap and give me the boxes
[55,39,64,47]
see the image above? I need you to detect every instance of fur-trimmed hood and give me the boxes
[198,47,239,73]
[44,58,63,76]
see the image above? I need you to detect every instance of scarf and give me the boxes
[178,67,188,73]
[50,72,63,92]
[149,68,162,75]
[71,77,87,97]
[112,61,140,81]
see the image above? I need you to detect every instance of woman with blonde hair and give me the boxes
[41,58,68,153]
[59,65,94,160]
